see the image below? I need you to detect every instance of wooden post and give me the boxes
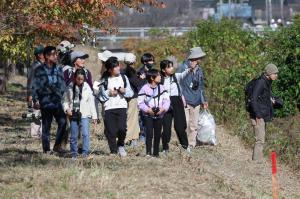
[271,151,279,199]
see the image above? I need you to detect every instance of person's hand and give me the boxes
[109,89,118,97]
[140,74,146,79]
[147,108,155,116]
[27,96,33,102]
[202,102,208,109]
[66,109,73,117]
[256,117,263,124]
[156,108,165,116]
[33,102,40,109]
[92,119,97,125]
[118,87,126,94]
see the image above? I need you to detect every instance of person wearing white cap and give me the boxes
[57,40,75,72]
[124,53,146,147]
[177,47,208,148]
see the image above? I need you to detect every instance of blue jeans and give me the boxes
[70,118,90,157]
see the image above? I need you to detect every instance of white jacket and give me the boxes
[63,82,97,119]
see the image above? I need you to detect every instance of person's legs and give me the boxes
[53,107,67,151]
[125,99,135,143]
[41,108,53,153]
[144,116,154,155]
[117,109,127,148]
[153,118,163,156]
[187,105,200,147]
[81,118,90,156]
[70,120,79,158]
[104,110,118,154]
[162,110,173,151]
[251,119,266,161]
[172,97,189,149]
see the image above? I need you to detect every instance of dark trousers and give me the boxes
[162,96,189,150]
[144,116,163,156]
[104,108,127,154]
[41,107,67,153]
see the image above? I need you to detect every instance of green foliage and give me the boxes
[264,16,300,116]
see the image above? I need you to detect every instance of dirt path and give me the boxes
[0,75,299,198]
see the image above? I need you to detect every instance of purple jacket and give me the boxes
[138,84,170,118]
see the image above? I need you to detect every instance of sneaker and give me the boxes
[118,146,127,157]
[186,147,191,153]
[162,150,169,156]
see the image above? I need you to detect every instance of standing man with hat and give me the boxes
[250,63,279,162]
[177,47,208,148]
[27,45,45,138]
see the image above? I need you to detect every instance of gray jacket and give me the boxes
[177,60,207,107]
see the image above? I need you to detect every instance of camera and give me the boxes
[152,107,160,116]
[22,108,41,120]
[71,110,82,122]
[191,80,199,91]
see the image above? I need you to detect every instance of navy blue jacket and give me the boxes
[31,63,66,109]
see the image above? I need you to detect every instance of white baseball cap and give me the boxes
[57,40,75,53]
[98,50,113,62]
[124,53,136,64]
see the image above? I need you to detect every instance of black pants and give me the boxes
[104,108,127,154]
[144,116,163,156]
[162,96,189,150]
[41,106,67,153]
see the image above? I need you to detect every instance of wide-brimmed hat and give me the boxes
[70,51,89,64]
[187,47,206,60]
[98,50,113,62]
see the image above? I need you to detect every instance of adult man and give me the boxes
[250,64,279,162]
[177,47,208,148]
[31,46,67,153]
[27,45,44,138]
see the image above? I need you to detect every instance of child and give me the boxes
[98,57,133,157]
[63,69,98,159]
[160,60,191,154]
[138,69,170,157]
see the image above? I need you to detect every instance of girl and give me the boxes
[138,69,170,157]
[160,60,191,154]
[63,69,97,159]
[98,57,133,157]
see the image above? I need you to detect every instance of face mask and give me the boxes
[146,63,154,69]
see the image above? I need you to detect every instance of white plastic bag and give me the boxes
[197,110,217,145]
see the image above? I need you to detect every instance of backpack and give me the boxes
[244,77,259,112]
[102,74,127,90]
[161,74,182,96]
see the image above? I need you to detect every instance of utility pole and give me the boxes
[219,0,223,19]
[280,0,284,23]
[268,0,273,23]
[266,0,269,25]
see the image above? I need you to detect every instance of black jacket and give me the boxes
[125,66,147,99]
[250,74,274,122]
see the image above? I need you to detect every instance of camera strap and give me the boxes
[72,83,83,112]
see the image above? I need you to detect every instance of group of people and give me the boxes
[27,41,209,159]
[27,40,280,162]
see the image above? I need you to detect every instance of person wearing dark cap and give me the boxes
[64,51,93,89]
[26,45,45,138]
[250,63,279,162]
[31,46,67,154]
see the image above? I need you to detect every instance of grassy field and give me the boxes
[0,76,300,199]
